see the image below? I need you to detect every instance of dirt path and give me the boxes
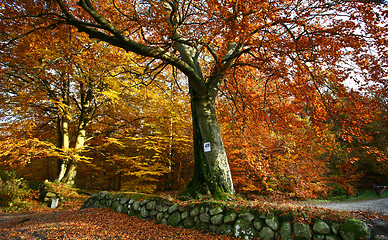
[299,198,388,216]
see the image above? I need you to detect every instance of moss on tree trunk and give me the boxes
[183,93,234,200]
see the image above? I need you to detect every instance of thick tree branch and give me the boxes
[206,43,244,98]
[53,0,208,96]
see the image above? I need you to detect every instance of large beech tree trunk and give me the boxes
[185,90,234,198]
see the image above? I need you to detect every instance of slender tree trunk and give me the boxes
[58,82,91,186]
[167,117,174,190]
[57,114,70,182]
[58,131,85,185]
[56,115,88,185]
[60,159,77,185]
[60,119,87,185]
[184,93,234,199]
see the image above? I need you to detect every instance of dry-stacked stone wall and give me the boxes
[83,191,374,240]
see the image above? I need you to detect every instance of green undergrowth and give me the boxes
[0,176,90,213]
[0,171,31,208]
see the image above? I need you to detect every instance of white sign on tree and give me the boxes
[204,142,211,152]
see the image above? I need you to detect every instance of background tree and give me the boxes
[0,23,149,185]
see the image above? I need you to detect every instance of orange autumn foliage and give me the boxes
[218,65,386,199]
[1,0,387,198]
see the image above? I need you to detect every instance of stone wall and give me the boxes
[83,192,374,240]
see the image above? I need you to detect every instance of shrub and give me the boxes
[0,171,29,206]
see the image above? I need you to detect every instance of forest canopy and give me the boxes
[0,0,387,199]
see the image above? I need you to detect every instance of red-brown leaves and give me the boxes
[0,208,236,239]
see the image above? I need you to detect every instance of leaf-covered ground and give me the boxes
[0,208,236,240]
[1,190,386,240]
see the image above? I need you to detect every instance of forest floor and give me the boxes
[0,207,236,239]
[0,196,387,240]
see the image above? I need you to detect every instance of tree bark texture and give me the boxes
[185,93,234,198]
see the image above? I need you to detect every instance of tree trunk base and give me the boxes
[180,180,234,200]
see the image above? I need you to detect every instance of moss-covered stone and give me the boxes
[140,199,149,206]
[111,201,119,210]
[132,201,141,211]
[161,205,169,212]
[253,219,263,231]
[325,235,340,240]
[190,207,200,217]
[146,201,156,210]
[313,220,331,234]
[217,223,233,235]
[294,222,312,240]
[265,215,279,231]
[239,211,255,222]
[183,217,195,228]
[122,204,128,213]
[168,204,179,214]
[209,225,218,233]
[167,211,181,226]
[200,206,205,213]
[199,212,210,223]
[260,227,275,240]
[140,206,149,218]
[340,219,371,240]
[330,222,340,235]
[98,191,108,199]
[128,209,136,216]
[155,204,164,212]
[150,210,158,217]
[181,211,189,220]
[210,207,224,216]
[211,214,224,226]
[196,221,209,230]
[233,219,259,239]
[115,204,124,213]
[280,222,292,240]
[156,212,164,222]
[161,218,167,225]
[224,211,238,224]
[120,197,129,204]
[313,234,325,240]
